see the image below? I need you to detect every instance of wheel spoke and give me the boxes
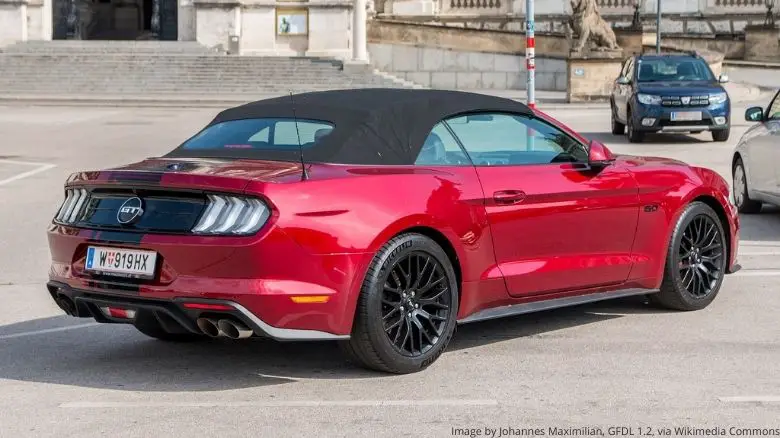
[701,242,722,253]
[384,284,401,294]
[412,256,430,289]
[384,315,403,331]
[681,267,693,288]
[418,276,445,295]
[413,314,437,345]
[390,270,405,290]
[402,318,412,351]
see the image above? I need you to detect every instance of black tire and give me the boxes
[626,109,644,143]
[340,233,459,374]
[133,310,204,342]
[649,202,727,311]
[712,128,730,142]
[611,102,625,135]
[732,157,762,214]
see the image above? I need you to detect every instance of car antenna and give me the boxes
[288,90,308,181]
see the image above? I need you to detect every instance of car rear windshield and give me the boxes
[178,118,335,151]
[636,57,715,82]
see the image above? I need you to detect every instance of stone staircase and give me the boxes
[0,41,422,103]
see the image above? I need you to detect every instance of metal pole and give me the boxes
[656,0,661,53]
[526,0,535,109]
[525,0,535,150]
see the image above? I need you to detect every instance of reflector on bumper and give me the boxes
[99,306,137,319]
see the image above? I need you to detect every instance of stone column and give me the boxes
[0,0,28,46]
[352,0,368,62]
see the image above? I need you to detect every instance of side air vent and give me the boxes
[54,188,90,224]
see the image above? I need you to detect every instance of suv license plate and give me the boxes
[671,111,702,121]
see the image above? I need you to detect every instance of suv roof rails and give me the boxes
[638,49,699,58]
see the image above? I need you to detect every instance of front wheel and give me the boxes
[611,102,625,135]
[340,233,459,374]
[712,128,730,142]
[649,202,727,311]
[732,157,762,213]
[627,109,644,143]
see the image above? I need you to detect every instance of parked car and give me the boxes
[47,89,740,374]
[731,88,780,213]
[610,51,731,143]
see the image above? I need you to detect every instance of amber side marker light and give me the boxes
[290,296,330,304]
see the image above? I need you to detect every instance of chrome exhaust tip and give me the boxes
[217,319,253,339]
[196,318,222,337]
[55,294,76,316]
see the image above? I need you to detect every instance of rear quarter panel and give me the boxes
[243,164,508,320]
[622,156,737,286]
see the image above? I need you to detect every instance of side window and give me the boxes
[767,91,780,120]
[414,122,471,166]
[444,113,589,166]
[273,121,333,144]
[626,58,635,82]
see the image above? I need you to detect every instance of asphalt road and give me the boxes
[1,99,779,438]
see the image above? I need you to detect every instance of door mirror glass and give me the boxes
[745,106,764,122]
[588,140,615,169]
[718,74,729,83]
[616,76,630,85]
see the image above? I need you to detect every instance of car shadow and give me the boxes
[0,296,667,391]
[738,204,780,243]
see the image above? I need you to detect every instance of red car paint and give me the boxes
[46,112,739,338]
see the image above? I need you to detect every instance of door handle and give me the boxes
[493,190,526,205]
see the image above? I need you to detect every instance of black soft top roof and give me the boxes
[164,88,534,165]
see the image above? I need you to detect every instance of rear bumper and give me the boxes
[47,281,349,341]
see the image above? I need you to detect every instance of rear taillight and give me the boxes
[191,195,270,236]
[54,188,89,224]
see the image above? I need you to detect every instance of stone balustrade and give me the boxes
[388,0,774,17]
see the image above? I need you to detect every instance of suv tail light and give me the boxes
[192,195,270,235]
[54,188,89,224]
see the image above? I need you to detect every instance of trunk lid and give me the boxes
[66,157,304,191]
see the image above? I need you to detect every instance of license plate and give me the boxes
[671,111,702,121]
[85,246,157,278]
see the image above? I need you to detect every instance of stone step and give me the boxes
[0,41,217,54]
[0,41,417,100]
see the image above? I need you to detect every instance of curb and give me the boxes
[0,96,611,110]
[724,60,780,70]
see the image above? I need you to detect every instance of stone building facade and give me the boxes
[0,0,772,60]
[0,0,371,61]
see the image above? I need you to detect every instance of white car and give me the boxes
[732,89,780,213]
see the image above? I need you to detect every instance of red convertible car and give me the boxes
[47,89,740,374]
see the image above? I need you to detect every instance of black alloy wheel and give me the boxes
[677,214,724,299]
[381,252,452,357]
[341,233,459,374]
[650,201,727,311]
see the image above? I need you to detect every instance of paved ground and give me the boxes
[1,98,779,438]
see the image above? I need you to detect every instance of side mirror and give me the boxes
[616,76,630,85]
[745,106,764,122]
[588,140,616,169]
[718,74,729,83]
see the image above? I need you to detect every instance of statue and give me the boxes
[566,0,621,53]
